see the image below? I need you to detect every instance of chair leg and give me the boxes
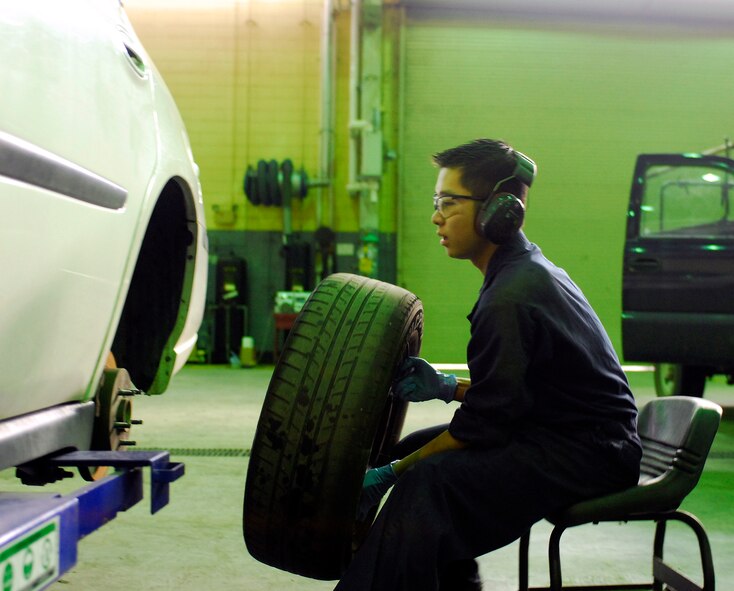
[654,511,716,591]
[652,520,666,591]
[518,530,530,591]
[653,511,715,591]
[678,511,715,591]
[523,511,714,591]
[547,525,567,591]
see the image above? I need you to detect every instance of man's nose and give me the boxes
[431,210,443,225]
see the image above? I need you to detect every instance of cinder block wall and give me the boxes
[127,0,326,231]
[127,2,734,364]
[126,1,388,359]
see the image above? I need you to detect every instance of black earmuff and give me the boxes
[475,150,537,244]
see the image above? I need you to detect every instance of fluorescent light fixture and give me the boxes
[622,365,656,372]
[124,0,235,8]
[433,364,469,371]
[702,173,721,183]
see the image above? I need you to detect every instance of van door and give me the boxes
[622,153,734,393]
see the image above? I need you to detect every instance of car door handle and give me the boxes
[627,257,661,272]
[123,42,147,77]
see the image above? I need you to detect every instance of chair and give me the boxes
[518,396,723,591]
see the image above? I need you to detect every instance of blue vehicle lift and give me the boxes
[0,450,184,590]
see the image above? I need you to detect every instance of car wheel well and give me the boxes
[111,178,196,393]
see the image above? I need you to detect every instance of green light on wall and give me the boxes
[702,244,725,251]
[702,173,720,183]
[641,205,654,212]
[632,246,646,254]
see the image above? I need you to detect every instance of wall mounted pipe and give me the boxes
[318,0,336,227]
[399,0,734,26]
[347,0,368,195]
[348,0,384,198]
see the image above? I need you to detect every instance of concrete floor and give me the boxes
[2,366,733,590]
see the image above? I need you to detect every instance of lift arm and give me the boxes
[0,450,184,590]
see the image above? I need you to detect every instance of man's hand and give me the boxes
[358,463,398,520]
[392,357,457,403]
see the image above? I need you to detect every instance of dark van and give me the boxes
[622,153,734,397]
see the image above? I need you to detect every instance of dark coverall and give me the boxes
[335,232,642,591]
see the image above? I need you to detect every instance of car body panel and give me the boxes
[0,1,206,437]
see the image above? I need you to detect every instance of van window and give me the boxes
[640,164,734,238]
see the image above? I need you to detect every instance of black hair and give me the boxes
[432,138,529,202]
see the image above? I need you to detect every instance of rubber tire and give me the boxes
[279,158,293,208]
[654,364,706,397]
[243,273,423,580]
[243,166,258,205]
[267,159,280,206]
[257,159,270,206]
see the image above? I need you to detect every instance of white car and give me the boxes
[0,0,207,475]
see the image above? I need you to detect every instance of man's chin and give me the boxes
[446,249,468,260]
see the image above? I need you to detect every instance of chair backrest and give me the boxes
[554,396,722,525]
[637,396,722,504]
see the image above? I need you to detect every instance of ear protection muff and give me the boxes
[475,150,537,244]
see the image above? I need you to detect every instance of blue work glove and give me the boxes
[357,463,398,520]
[392,357,457,403]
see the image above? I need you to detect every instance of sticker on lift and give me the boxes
[0,517,59,591]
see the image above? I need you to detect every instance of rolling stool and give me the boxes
[519,396,722,591]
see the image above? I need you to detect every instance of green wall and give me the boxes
[397,10,734,363]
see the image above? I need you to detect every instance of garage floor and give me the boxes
[2,366,733,590]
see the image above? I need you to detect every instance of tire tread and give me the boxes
[244,273,423,579]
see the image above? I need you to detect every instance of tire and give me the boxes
[266,159,279,206]
[243,273,423,580]
[243,166,258,205]
[257,159,269,205]
[654,364,706,397]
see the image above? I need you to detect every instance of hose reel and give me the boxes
[243,159,309,206]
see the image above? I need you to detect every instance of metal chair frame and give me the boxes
[517,396,722,591]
